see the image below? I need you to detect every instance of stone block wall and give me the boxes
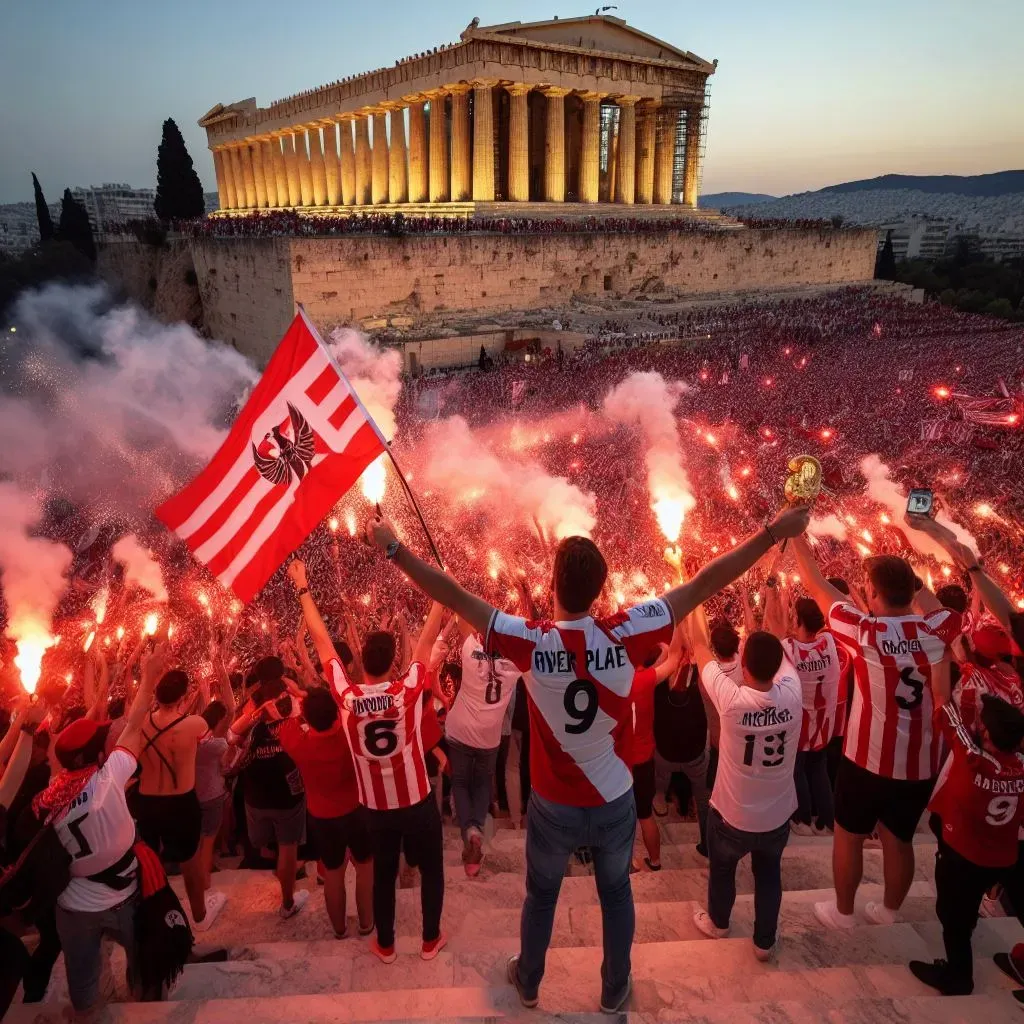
[287,227,877,333]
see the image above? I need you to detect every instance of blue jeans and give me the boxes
[707,807,789,951]
[447,738,499,841]
[793,749,834,830]
[517,789,636,1001]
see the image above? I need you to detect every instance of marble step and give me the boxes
[33,922,1022,1010]
[10,992,1022,1024]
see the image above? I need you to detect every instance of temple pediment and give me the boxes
[473,15,714,71]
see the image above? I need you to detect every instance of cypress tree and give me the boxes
[32,173,55,243]
[58,189,97,262]
[154,118,205,221]
[876,230,896,280]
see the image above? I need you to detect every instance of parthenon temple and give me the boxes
[199,15,715,215]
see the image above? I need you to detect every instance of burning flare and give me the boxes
[12,626,55,694]
[360,455,387,504]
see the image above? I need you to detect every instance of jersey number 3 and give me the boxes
[894,667,926,710]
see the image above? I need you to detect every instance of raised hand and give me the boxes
[769,504,812,540]
[367,517,398,551]
[287,559,308,589]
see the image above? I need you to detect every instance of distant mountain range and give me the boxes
[701,191,775,208]
[821,170,1024,198]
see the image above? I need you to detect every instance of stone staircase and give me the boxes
[9,817,1024,1023]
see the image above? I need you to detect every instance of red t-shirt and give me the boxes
[278,717,360,819]
[630,667,658,765]
[929,701,1024,868]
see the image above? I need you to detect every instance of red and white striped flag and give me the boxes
[156,311,386,602]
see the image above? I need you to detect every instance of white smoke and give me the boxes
[808,514,849,541]
[0,482,71,661]
[111,534,168,602]
[1,283,256,519]
[860,454,979,562]
[327,328,403,441]
[602,372,696,540]
[420,416,596,539]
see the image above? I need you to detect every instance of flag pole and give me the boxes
[295,307,445,570]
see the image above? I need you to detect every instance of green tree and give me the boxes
[983,297,1014,319]
[0,241,93,320]
[154,118,205,221]
[875,230,896,279]
[57,189,97,262]
[32,173,54,243]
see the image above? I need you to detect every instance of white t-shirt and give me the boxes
[445,636,520,750]
[702,662,802,833]
[54,749,139,912]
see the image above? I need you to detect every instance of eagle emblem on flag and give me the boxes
[252,403,317,485]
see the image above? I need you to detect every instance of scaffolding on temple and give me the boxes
[670,83,711,204]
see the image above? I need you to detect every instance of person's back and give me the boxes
[138,705,207,797]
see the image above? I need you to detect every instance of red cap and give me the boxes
[972,625,1013,661]
[54,718,111,757]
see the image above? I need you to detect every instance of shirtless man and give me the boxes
[134,669,226,931]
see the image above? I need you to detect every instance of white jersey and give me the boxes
[486,599,675,807]
[782,632,846,751]
[702,662,802,832]
[445,635,520,750]
[54,749,139,912]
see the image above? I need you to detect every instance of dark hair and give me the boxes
[155,669,189,705]
[552,536,608,614]
[743,631,784,683]
[252,656,285,685]
[936,584,968,614]
[362,631,397,677]
[826,576,851,595]
[56,725,111,771]
[255,676,286,705]
[329,635,354,668]
[202,700,228,730]
[794,597,825,634]
[710,622,740,660]
[107,697,126,719]
[60,706,87,729]
[303,687,340,732]
[981,694,1024,753]
[865,555,916,608]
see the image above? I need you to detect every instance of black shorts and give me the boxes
[632,758,656,820]
[834,756,934,843]
[308,808,371,870]
[133,789,202,863]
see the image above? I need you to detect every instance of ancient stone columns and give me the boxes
[322,122,341,206]
[308,126,328,206]
[260,138,278,207]
[683,106,702,208]
[636,102,657,205]
[407,99,428,203]
[426,89,449,203]
[283,134,301,206]
[294,131,313,206]
[215,148,235,210]
[578,92,602,204]
[542,87,571,203]
[386,104,408,204]
[615,96,639,205]
[338,117,356,206]
[654,108,676,206]
[370,111,389,204]
[472,81,496,202]
[354,116,372,205]
[449,84,471,202]
[506,83,530,203]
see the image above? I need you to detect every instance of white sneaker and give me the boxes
[813,900,858,930]
[279,888,310,919]
[652,793,669,817]
[693,909,729,939]
[979,895,1004,918]
[863,901,898,925]
[193,890,227,933]
[753,938,777,962]
[789,821,814,836]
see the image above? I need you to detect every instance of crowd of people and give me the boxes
[2,286,1024,1019]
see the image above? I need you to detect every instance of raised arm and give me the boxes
[790,535,847,612]
[85,653,110,720]
[289,559,341,672]
[662,506,810,623]
[368,519,496,636]
[907,515,1014,627]
[762,578,789,638]
[118,642,168,756]
[412,602,446,669]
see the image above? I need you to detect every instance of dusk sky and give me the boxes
[1,0,1021,205]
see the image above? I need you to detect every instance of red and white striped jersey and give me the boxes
[957,661,1024,733]
[829,602,961,780]
[485,598,675,807]
[328,659,431,810]
[782,633,849,751]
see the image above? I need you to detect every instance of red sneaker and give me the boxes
[421,932,448,961]
[370,937,397,964]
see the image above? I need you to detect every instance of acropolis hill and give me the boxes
[101,16,878,362]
